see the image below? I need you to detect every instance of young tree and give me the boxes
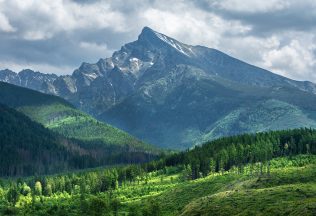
[266,141,273,176]
[7,184,19,205]
[34,181,42,196]
[191,161,200,180]
[44,184,53,196]
[209,158,215,175]
[219,149,228,174]
[20,183,31,196]
[228,144,237,169]
[236,144,244,174]
[181,165,192,181]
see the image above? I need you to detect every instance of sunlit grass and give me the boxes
[1,155,315,215]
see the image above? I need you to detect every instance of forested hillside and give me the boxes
[0,82,160,174]
[0,81,156,151]
[0,104,99,176]
[163,128,316,178]
[0,128,315,215]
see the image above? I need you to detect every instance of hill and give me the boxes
[0,82,160,176]
[145,155,316,216]
[0,81,158,152]
[180,162,316,216]
[1,27,316,149]
[0,103,98,176]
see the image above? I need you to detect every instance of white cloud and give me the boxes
[0,0,127,40]
[262,39,316,81]
[80,41,107,50]
[0,12,16,32]
[215,32,316,82]
[141,5,250,48]
[212,0,289,13]
[23,31,52,41]
[79,41,113,59]
[218,36,280,64]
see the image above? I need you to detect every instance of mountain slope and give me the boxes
[0,82,160,165]
[2,27,316,149]
[0,103,98,176]
[99,68,316,148]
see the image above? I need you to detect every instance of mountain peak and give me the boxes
[19,69,35,74]
[0,69,16,74]
[138,26,160,42]
[141,26,155,33]
[137,26,194,57]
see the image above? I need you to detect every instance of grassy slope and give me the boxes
[182,183,316,216]
[177,161,316,216]
[0,81,158,152]
[126,155,316,215]
[180,166,316,215]
[3,155,316,215]
[19,103,157,151]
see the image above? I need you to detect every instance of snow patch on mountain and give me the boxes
[153,31,194,57]
[84,72,98,80]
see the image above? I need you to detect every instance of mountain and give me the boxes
[0,68,57,92]
[2,27,316,149]
[0,81,160,176]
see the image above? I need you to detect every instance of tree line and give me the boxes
[164,128,316,179]
[1,128,316,213]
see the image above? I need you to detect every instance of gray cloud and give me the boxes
[202,0,316,36]
[0,0,315,83]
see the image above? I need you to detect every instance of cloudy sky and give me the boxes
[0,0,315,82]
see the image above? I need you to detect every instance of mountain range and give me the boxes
[1,27,316,149]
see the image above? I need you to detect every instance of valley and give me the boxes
[0,23,316,216]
